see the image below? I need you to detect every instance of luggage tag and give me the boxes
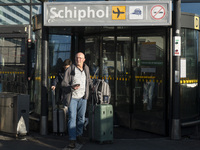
[103,95,109,104]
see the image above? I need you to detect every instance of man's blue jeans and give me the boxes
[68,98,87,140]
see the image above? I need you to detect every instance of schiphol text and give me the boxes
[50,6,109,21]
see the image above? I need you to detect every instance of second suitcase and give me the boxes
[52,90,67,135]
[89,104,113,143]
[53,106,67,135]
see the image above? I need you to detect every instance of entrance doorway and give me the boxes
[83,27,168,135]
[45,26,168,135]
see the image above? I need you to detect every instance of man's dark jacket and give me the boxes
[61,64,93,106]
[51,67,68,100]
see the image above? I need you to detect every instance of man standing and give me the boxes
[61,52,93,148]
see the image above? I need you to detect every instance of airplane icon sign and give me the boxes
[112,6,126,20]
[113,8,125,18]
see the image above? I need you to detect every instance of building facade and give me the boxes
[0,0,200,137]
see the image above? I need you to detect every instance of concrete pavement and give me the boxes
[81,138,200,150]
[0,128,200,150]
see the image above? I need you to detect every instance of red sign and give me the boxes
[151,5,166,20]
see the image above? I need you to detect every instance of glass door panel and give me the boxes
[180,29,198,120]
[132,35,166,134]
[115,35,131,125]
[83,27,167,135]
[101,36,115,104]
[48,34,71,107]
[84,35,115,104]
[0,37,26,93]
[49,34,71,75]
[85,36,100,78]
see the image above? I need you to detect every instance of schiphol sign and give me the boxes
[44,1,172,26]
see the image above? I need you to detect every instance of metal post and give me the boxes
[171,0,181,140]
[40,0,48,135]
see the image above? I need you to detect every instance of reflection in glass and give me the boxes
[135,36,165,112]
[0,2,41,25]
[180,29,198,120]
[0,37,26,93]
[85,36,100,78]
[0,0,30,3]
[116,35,131,113]
[102,36,115,104]
[0,6,30,25]
[31,29,42,114]
[49,34,71,75]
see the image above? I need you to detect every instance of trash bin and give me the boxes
[0,92,29,135]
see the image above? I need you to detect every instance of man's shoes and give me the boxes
[76,135,85,144]
[67,140,76,148]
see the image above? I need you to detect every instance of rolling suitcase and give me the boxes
[52,90,67,135]
[89,104,113,143]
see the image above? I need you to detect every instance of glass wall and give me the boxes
[49,34,71,106]
[84,27,117,106]
[31,29,42,114]
[115,34,131,113]
[30,27,72,115]
[102,35,115,104]
[129,28,167,134]
[134,36,165,112]
[83,27,167,134]
[85,35,100,78]
[0,0,42,115]
[0,1,41,25]
[180,29,199,121]
[0,37,26,93]
[49,34,71,75]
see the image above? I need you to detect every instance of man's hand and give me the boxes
[72,84,80,90]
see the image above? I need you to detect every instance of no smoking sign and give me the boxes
[151,5,166,20]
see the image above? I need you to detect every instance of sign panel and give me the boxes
[44,1,172,26]
[150,5,166,20]
[173,36,181,56]
[140,42,156,60]
[180,58,186,78]
[194,16,199,30]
